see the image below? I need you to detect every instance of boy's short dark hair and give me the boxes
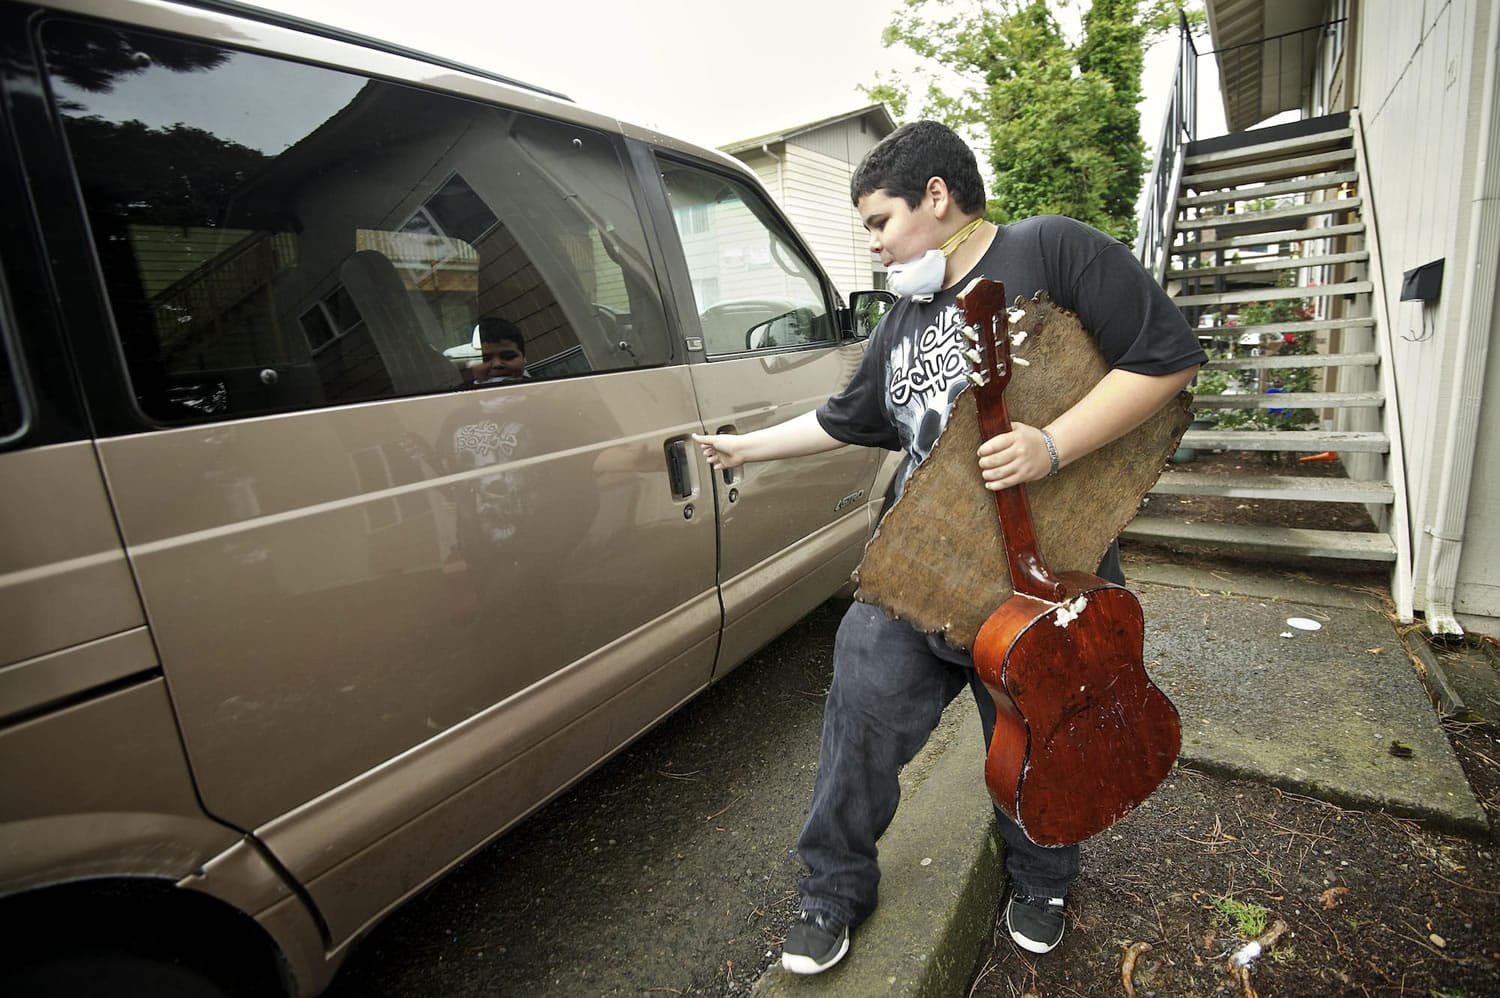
[476,316,524,352]
[850,120,986,215]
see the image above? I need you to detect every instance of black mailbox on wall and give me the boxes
[1400,258,1444,302]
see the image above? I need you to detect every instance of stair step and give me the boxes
[1169,250,1367,279]
[1150,471,1395,503]
[1178,429,1388,452]
[1172,222,1366,254]
[1194,317,1374,337]
[1121,519,1397,562]
[1191,391,1382,409]
[1175,280,1372,308]
[1185,148,1357,189]
[1201,352,1380,370]
[1184,128,1354,170]
[1176,198,1362,231]
[1179,171,1360,208]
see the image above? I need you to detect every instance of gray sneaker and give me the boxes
[782,911,850,974]
[1006,893,1065,954]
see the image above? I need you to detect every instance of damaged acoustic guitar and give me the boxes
[944,277,1180,846]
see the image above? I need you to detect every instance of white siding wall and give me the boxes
[1356,0,1500,629]
[779,144,877,298]
[737,150,783,203]
[734,144,872,295]
[1460,308,1500,628]
[727,118,891,299]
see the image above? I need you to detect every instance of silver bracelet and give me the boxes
[1039,428,1060,477]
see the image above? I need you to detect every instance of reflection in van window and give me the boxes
[0,329,22,440]
[42,20,669,422]
[659,162,832,356]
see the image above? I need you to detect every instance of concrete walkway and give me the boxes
[751,557,1491,997]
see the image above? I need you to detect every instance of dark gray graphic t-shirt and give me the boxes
[817,215,1206,499]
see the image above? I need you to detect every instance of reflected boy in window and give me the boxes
[471,318,529,385]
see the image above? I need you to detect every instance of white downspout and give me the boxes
[760,143,784,201]
[1424,0,1500,636]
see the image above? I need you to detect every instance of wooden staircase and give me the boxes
[1125,113,1403,566]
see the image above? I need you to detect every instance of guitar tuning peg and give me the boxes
[963,348,983,366]
[966,370,989,387]
[961,325,980,344]
[1007,307,1027,325]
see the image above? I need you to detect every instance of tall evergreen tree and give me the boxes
[866,1,1200,244]
[1079,0,1148,236]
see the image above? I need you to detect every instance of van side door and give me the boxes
[27,10,717,949]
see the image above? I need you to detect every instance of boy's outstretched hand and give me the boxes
[692,432,748,470]
[977,422,1054,490]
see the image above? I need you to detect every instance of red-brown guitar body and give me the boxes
[972,575,1180,846]
[957,278,1181,848]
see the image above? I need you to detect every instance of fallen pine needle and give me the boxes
[1120,940,1152,997]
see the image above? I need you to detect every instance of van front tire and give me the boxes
[2,950,244,998]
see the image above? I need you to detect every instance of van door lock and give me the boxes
[664,437,694,501]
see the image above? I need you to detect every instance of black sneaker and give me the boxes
[1006,892,1065,954]
[782,911,850,974]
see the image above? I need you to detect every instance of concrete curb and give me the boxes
[1402,629,1471,721]
[751,710,1003,998]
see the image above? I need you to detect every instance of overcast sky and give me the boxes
[244,0,1221,154]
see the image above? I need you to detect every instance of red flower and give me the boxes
[1283,333,1297,344]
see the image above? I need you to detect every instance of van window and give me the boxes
[658,162,833,357]
[41,20,670,423]
[0,328,22,442]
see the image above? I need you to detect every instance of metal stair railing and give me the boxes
[1137,134,1399,563]
[1349,109,1415,618]
[1135,10,1196,283]
[1128,16,1414,572]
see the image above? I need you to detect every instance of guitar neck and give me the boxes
[974,390,1065,602]
[957,277,1066,603]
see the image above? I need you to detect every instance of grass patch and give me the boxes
[1210,895,1269,938]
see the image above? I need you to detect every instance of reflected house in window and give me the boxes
[213,81,665,403]
[53,35,671,422]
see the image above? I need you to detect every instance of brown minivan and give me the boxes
[0,1,895,992]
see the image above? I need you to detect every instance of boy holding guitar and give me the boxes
[692,120,1204,974]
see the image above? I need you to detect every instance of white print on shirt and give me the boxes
[886,304,972,475]
[888,306,968,409]
[451,419,520,467]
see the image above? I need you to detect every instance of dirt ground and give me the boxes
[966,727,1500,998]
[967,449,1500,998]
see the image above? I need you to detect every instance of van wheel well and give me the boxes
[0,879,291,997]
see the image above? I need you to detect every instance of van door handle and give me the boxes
[715,425,741,485]
[664,437,694,500]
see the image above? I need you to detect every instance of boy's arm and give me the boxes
[692,410,846,469]
[975,365,1199,491]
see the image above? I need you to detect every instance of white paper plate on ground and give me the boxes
[1286,617,1323,631]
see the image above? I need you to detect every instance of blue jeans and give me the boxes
[795,546,1125,927]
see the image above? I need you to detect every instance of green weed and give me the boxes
[1211,895,1269,938]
